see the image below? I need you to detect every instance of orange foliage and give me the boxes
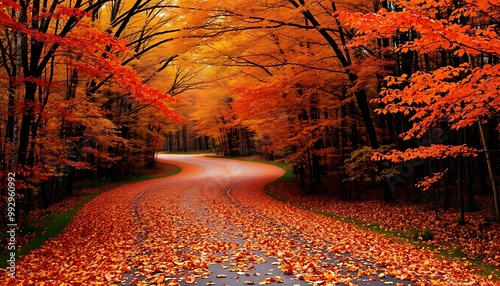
[371,144,478,163]
[339,1,500,139]
[339,1,500,196]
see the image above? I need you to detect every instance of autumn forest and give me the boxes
[1,0,500,284]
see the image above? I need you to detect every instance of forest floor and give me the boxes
[1,155,498,285]
[267,180,500,274]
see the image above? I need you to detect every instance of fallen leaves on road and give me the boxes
[1,157,497,285]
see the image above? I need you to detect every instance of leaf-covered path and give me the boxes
[3,155,495,285]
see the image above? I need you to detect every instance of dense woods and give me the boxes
[0,0,198,215]
[1,0,500,274]
[176,0,500,222]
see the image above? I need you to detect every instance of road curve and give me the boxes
[3,155,426,285]
[124,154,413,286]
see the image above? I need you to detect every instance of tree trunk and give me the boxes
[17,82,37,169]
[465,158,476,211]
[457,156,465,224]
[478,120,500,221]
[182,124,188,153]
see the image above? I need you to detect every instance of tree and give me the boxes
[340,0,500,220]
[0,0,180,211]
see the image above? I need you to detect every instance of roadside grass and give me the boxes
[0,164,181,268]
[14,194,98,259]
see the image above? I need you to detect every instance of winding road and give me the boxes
[9,155,490,285]
[123,154,412,286]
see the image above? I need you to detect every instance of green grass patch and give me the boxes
[123,169,180,183]
[0,164,181,268]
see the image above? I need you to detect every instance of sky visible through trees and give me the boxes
[1,0,500,284]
